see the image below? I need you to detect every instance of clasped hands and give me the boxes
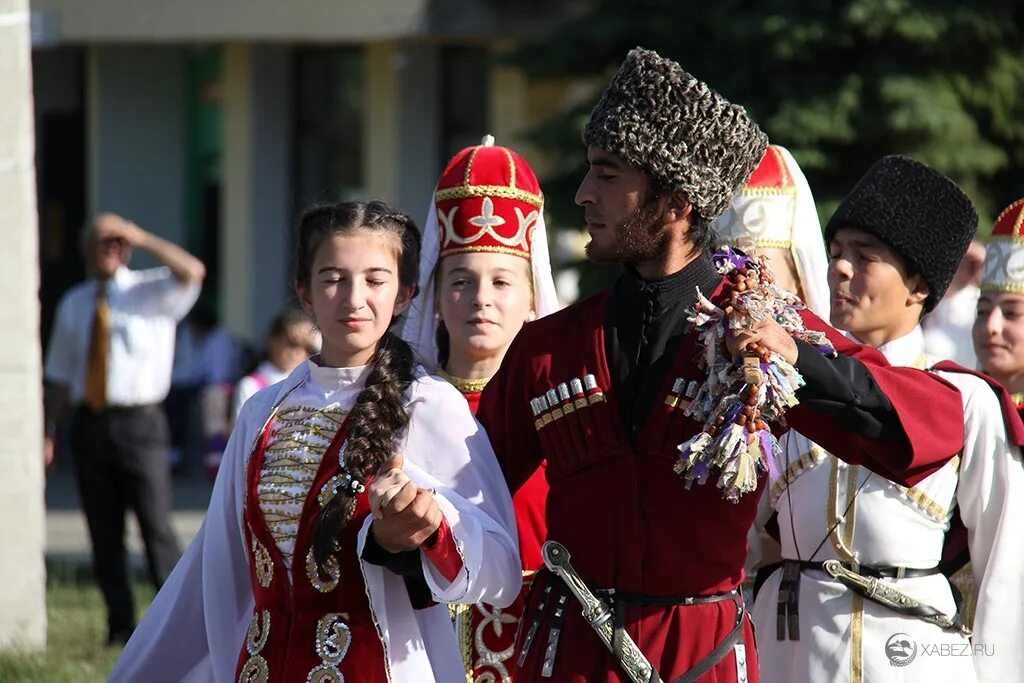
[367,452,443,554]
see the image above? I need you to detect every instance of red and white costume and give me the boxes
[401,136,560,682]
[110,360,521,682]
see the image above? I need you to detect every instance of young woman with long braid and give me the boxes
[111,200,521,682]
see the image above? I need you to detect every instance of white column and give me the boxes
[0,0,47,650]
[221,43,293,343]
[221,43,255,340]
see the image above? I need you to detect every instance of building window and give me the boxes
[294,48,365,207]
[441,46,490,160]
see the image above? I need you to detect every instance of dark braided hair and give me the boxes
[292,201,422,575]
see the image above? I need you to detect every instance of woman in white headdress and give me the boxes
[401,135,560,682]
[711,144,830,319]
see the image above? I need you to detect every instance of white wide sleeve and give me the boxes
[353,377,521,683]
[109,401,259,682]
[954,379,1024,681]
[358,377,521,608]
[405,379,521,606]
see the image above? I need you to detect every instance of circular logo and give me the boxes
[884,632,917,667]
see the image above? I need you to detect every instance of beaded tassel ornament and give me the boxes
[674,246,836,502]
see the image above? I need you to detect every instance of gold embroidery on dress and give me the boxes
[306,666,343,683]
[250,530,274,589]
[239,610,271,683]
[307,547,340,593]
[246,610,271,654]
[472,603,517,682]
[319,474,345,508]
[258,405,347,566]
[306,614,352,682]
[238,657,269,683]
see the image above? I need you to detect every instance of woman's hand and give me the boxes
[368,453,443,553]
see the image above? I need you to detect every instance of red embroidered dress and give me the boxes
[233,365,463,682]
[442,370,549,682]
[235,409,388,682]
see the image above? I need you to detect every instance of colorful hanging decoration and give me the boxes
[675,246,836,502]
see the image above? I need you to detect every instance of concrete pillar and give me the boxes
[247,46,293,341]
[221,44,293,343]
[0,0,47,650]
[221,44,255,341]
[364,42,399,204]
[394,42,440,219]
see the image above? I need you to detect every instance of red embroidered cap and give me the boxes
[434,136,544,260]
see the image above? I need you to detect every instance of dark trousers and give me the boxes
[69,404,182,635]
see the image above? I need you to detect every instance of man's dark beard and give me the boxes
[585,199,669,265]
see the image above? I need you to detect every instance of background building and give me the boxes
[31,0,577,349]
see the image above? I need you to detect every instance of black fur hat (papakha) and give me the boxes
[824,155,978,312]
[583,47,768,222]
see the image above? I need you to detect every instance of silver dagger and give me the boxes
[542,541,661,683]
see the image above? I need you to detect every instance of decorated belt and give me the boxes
[823,559,970,636]
[766,559,945,642]
[769,559,942,580]
[538,541,746,683]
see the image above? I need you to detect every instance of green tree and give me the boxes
[514,0,1024,295]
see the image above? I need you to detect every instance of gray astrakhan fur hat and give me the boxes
[824,155,978,312]
[583,47,769,222]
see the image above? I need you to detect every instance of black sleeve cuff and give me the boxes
[360,524,435,609]
[361,525,423,576]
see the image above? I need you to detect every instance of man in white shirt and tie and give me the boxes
[43,212,205,644]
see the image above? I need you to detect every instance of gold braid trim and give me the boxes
[738,186,797,197]
[438,368,491,394]
[981,283,1024,294]
[850,592,864,683]
[893,458,958,524]
[435,184,544,208]
[769,445,827,507]
[440,245,532,259]
[827,457,858,561]
[722,237,793,249]
[450,604,474,682]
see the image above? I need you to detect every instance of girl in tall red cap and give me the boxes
[401,135,560,682]
[976,198,1024,417]
[111,200,521,683]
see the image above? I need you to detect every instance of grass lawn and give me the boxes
[0,564,155,683]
